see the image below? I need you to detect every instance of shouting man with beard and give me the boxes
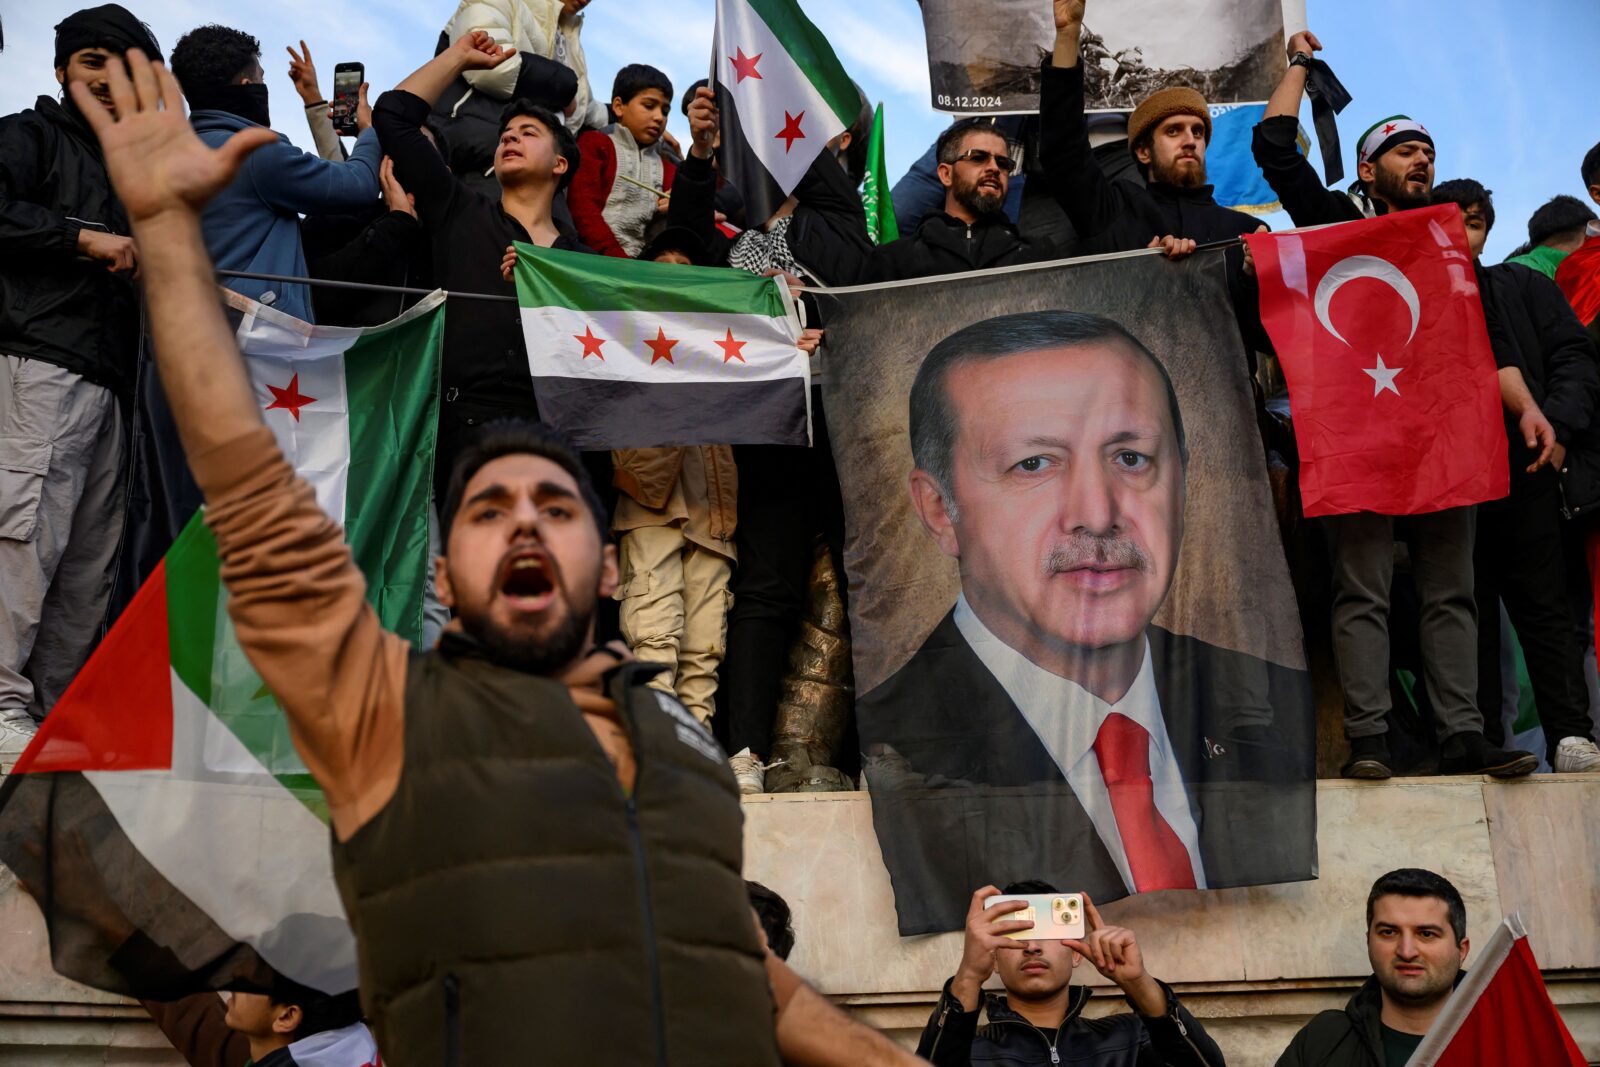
[72,48,921,1067]
[1254,30,1436,225]
[1253,30,1538,780]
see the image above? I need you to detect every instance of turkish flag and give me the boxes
[1410,916,1585,1067]
[1555,233,1600,326]
[1246,205,1509,517]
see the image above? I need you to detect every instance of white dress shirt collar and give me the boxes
[952,594,1207,891]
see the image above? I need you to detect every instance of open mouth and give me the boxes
[497,549,557,612]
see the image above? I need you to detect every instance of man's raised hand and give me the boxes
[286,40,322,104]
[453,29,515,71]
[950,886,1032,1009]
[1054,0,1086,31]
[687,86,720,160]
[1286,30,1322,60]
[1061,895,1165,1014]
[69,50,277,225]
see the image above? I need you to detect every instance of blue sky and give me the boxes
[3,0,1595,261]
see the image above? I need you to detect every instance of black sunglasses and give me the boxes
[952,147,1017,175]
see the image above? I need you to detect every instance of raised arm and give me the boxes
[1250,30,1355,227]
[1263,29,1321,119]
[395,29,515,111]
[73,51,409,843]
[1038,0,1126,241]
[666,87,727,255]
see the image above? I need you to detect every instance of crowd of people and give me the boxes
[0,0,1597,1063]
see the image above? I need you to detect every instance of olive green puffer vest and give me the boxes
[331,634,780,1066]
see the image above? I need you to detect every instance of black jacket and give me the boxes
[1274,978,1387,1067]
[0,95,138,395]
[917,977,1224,1066]
[668,150,871,287]
[1481,261,1600,514]
[374,88,591,418]
[305,208,435,327]
[858,610,1317,935]
[1040,61,1270,356]
[865,210,1064,282]
[1251,115,1369,228]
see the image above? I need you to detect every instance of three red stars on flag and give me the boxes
[572,326,752,366]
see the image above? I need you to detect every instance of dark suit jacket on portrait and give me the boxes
[858,609,1318,935]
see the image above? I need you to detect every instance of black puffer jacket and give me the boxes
[917,977,1224,1067]
[0,95,138,396]
[1274,978,1387,1067]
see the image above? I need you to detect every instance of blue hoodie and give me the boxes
[190,111,381,322]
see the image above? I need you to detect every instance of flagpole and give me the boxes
[1407,914,1526,1067]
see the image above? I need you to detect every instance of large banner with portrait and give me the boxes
[820,250,1316,935]
[919,0,1287,114]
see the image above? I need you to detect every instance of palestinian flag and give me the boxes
[1410,914,1585,1066]
[514,242,808,448]
[0,290,445,998]
[713,0,859,225]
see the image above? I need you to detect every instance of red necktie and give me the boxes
[1092,712,1197,892]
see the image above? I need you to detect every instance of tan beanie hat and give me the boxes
[1127,87,1212,151]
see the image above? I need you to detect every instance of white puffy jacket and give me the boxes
[444,0,607,133]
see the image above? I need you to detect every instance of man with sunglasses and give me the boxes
[865,121,1069,281]
[1041,0,1272,356]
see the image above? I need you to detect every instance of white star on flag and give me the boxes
[1362,354,1404,396]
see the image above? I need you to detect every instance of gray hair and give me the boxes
[908,310,1188,507]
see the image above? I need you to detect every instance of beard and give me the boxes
[1149,153,1207,189]
[457,560,599,676]
[1374,164,1432,210]
[952,173,1006,219]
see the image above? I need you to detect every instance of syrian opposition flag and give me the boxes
[1246,205,1509,517]
[713,0,860,225]
[514,242,809,448]
[0,290,445,998]
[1408,914,1586,1067]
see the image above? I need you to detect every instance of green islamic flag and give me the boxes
[862,101,898,245]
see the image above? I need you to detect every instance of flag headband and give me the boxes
[1357,116,1433,165]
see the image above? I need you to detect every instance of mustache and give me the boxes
[1045,535,1149,574]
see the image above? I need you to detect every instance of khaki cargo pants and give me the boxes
[616,525,732,725]
[0,356,125,720]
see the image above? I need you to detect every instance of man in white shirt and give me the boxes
[858,309,1315,935]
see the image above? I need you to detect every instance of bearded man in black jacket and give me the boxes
[0,5,161,769]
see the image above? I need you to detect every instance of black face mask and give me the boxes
[187,82,270,128]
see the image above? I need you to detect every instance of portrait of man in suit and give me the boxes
[857,309,1315,933]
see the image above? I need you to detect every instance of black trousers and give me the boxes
[1476,464,1594,755]
[718,395,846,760]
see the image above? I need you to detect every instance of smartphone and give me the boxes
[331,62,364,137]
[983,892,1086,942]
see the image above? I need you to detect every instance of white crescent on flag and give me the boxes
[1314,255,1421,347]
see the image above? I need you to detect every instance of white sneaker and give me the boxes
[729,748,765,794]
[0,710,39,773]
[1553,736,1600,773]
